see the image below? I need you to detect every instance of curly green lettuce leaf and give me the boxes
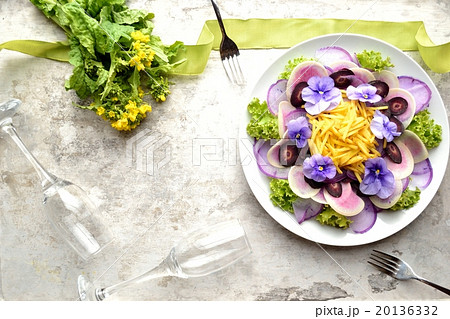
[316,206,352,229]
[408,110,442,148]
[246,98,279,140]
[269,179,298,213]
[390,187,421,211]
[356,50,394,72]
[278,56,313,79]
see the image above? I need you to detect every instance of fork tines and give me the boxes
[221,52,245,85]
[368,250,399,277]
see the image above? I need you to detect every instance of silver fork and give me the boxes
[368,250,450,296]
[210,0,245,85]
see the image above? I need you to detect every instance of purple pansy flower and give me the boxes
[359,157,395,199]
[370,110,401,142]
[301,76,342,115]
[346,84,382,103]
[303,154,337,182]
[287,116,312,148]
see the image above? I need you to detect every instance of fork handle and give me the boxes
[210,0,228,36]
[414,277,450,296]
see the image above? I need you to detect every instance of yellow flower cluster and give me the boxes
[94,96,152,131]
[129,31,156,71]
[110,100,152,131]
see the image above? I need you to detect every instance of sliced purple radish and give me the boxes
[328,60,359,72]
[348,197,377,234]
[323,182,365,216]
[385,88,416,128]
[253,139,290,179]
[401,177,410,192]
[311,189,327,204]
[369,179,403,209]
[373,70,399,90]
[409,158,433,190]
[324,65,333,75]
[288,165,321,199]
[350,67,376,83]
[398,76,432,114]
[384,140,414,180]
[396,130,429,163]
[293,198,324,224]
[286,61,328,100]
[267,79,288,115]
[315,46,356,66]
[277,101,296,137]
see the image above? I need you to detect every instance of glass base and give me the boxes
[77,275,101,301]
[0,99,21,126]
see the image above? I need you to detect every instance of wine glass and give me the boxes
[0,98,113,260]
[77,219,252,301]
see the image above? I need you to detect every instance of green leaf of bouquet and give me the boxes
[112,8,155,25]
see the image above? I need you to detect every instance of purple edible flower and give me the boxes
[370,110,401,142]
[302,76,342,115]
[359,157,395,199]
[346,84,382,103]
[303,154,337,182]
[287,116,312,148]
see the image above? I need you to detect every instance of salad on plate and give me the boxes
[246,44,443,235]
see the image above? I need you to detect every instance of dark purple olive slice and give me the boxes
[385,141,402,164]
[279,144,299,167]
[324,182,342,198]
[330,68,355,89]
[368,80,389,98]
[290,81,308,108]
[304,176,323,189]
[388,97,408,115]
[389,116,404,134]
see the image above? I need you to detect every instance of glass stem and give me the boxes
[1,123,57,189]
[96,257,174,301]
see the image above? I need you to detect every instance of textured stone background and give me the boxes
[0,0,449,301]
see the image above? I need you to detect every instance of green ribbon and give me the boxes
[1,19,449,74]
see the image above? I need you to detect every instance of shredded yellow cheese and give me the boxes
[306,98,387,180]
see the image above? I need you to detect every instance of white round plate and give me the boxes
[239,33,449,246]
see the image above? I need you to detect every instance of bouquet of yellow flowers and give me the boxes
[30,0,185,131]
